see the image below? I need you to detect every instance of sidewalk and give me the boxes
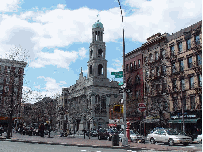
[0,133,201,152]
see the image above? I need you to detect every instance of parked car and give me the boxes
[118,130,145,143]
[0,127,4,136]
[147,128,192,146]
[85,130,97,137]
[196,134,202,144]
[97,128,109,140]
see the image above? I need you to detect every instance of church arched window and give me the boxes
[98,49,103,57]
[89,65,92,74]
[98,64,103,75]
[90,49,93,57]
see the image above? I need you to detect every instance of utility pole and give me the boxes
[117,0,128,146]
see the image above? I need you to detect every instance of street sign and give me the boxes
[111,71,123,75]
[138,103,146,112]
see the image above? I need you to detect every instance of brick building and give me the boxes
[0,58,26,128]
[125,48,144,130]
[125,20,202,135]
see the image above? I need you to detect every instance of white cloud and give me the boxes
[57,4,66,10]
[124,0,202,42]
[0,1,201,68]
[34,85,40,90]
[37,76,66,93]
[0,0,20,12]
[29,48,86,69]
[78,47,87,59]
[22,76,66,103]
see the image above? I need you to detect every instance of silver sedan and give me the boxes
[147,128,192,146]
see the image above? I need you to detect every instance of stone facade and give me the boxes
[59,20,121,132]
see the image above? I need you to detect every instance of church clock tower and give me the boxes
[87,20,107,79]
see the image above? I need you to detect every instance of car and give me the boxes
[147,128,192,146]
[97,128,109,140]
[196,134,202,144]
[0,127,4,136]
[118,130,145,143]
[90,130,98,137]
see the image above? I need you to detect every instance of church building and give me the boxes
[58,20,122,132]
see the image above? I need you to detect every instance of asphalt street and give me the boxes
[0,132,202,152]
[0,141,190,152]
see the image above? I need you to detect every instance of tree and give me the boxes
[4,45,28,139]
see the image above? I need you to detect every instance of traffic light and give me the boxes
[113,105,121,113]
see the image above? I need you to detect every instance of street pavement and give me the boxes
[0,132,202,152]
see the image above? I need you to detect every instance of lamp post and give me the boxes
[117,0,128,146]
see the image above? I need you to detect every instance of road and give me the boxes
[0,141,189,152]
[0,132,201,152]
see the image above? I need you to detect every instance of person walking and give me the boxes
[82,128,86,139]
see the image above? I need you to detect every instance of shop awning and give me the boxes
[168,119,200,123]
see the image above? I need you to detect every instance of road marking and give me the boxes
[81,150,86,152]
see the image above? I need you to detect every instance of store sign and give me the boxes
[170,110,199,119]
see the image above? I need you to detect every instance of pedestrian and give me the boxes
[82,128,86,139]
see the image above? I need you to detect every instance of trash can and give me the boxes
[112,134,119,146]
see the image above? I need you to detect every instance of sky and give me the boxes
[0,0,201,103]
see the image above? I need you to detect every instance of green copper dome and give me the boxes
[92,20,103,28]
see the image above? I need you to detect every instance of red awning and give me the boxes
[108,124,117,127]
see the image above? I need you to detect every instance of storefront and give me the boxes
[169,110,202,137]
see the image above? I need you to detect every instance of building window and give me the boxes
[15,67,19,74]
[162,83,167,93]
[190,96,195,110]
[89,65,92,74]
[187,39,191,50]
[0,85,3,94]
[156,67,160,76]
[4,86,9,92]
[138,59,141,68]
[126,64,129,72]
[161,50,165,58]
[199,95,202,109]
[189,76,194,89]
[172,63,176,73]
[195,35,200,45]
[188,56,193,68]
[172,79,177,91]
[173,99,178,111]
[170,45,175,57]
[198,74,202,87]
[134,61,137,69]
[178,42,182,53]
[149,53,153,61]
[162,65,166,75]
[151,68,154,77]
[145,70,149,77]
[130,63,133,71]
[179,59,184,72]
[155,52,159,60]
[180,79,185,91]
[196,54,201,66]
